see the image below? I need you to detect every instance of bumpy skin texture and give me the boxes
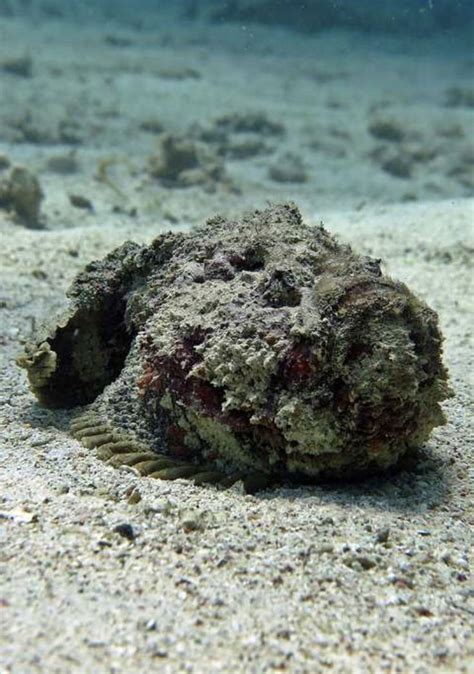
[18,203,451,484]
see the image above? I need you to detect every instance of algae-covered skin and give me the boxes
[18,203,451,489]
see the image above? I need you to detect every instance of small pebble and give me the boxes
[31,437,49,447]
[113,522,136,541]
[47,154,79,175]
[69,194,94,211]
[1,55,33,78]
[127,488,142,505]
[180,509,203,533]
[375,527,390,544]
[0,154,11,171]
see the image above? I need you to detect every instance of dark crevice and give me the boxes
[41,296,133,407]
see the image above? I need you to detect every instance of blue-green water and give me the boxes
[0,0,472,228]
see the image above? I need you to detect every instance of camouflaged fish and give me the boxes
[17,203,451,492]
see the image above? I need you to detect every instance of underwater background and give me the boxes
[0,0,473,229]
[0,3,473,674]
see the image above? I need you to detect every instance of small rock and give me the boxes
[369,118,405,142]
[46,153,79,175]
[317,543,335,554]
[69,194,93,211]
[414,606,434,617]
[215,111,285,136]
[31,436,49,447]
[382,154,412,179]
[113,522,136,541]
[143,499,175,516]
[180,509,203,533]
[357,555,377,570]
[0,507,38,523]
[95,487,117,501]
[156,66,200,80]
[226,138,269,159]
[375,527,390,544]
[0,165,44,226]
[104,34,133,48]
[31,269,48,280]
[139,118,164,134]
[1,55,33,78]
[417,529,431,536]
[0,154,11,171]
[146,640,168,658]
[344,553,377,570]
[268,153,307,183]
[127,487,142,505]
[149,133,226,190]
[445,87,474,108]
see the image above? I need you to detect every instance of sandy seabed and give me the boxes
[0,7,473,674]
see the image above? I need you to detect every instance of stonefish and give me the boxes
[18,204,450,492]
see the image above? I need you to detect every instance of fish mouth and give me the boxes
[17,295,133,408]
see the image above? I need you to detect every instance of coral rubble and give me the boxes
[0,165,44,227]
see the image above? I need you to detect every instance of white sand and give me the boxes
[0,8,473,674]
